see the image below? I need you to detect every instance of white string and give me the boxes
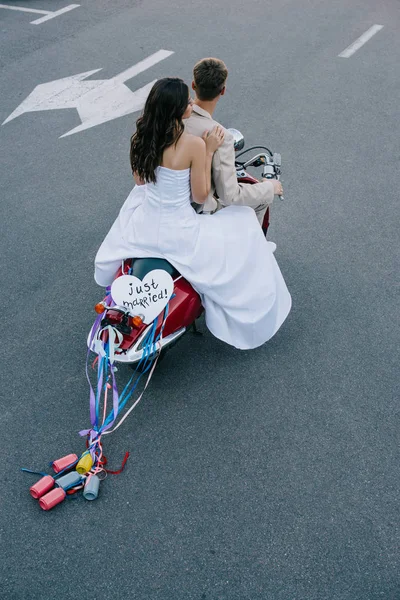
[93,325,123,362]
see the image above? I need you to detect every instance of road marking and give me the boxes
[31,4,80,24]
[0,3,79,24]
[0,3,48,14]
[2,50,174,137]
[338,24,383,58]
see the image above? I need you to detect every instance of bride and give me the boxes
[95,78,291,350]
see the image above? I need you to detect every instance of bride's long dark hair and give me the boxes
[130,78,189,183]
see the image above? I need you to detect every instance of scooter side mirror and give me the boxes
[273,152,282,167]
[227,128,245,152]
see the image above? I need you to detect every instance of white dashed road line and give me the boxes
[31,4,80,24]
[0,3,79,25]
[338,24,384,58]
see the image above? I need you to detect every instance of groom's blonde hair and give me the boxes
[193,58,228,101]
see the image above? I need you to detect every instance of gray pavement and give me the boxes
[0,0,399,598]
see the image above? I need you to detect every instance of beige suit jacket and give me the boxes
[184,104,274,213]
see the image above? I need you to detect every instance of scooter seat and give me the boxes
[130,257,179,280]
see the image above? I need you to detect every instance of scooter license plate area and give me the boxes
[100,309,147,351]
[96,274,203,357]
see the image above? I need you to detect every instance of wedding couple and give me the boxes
[95,58,291,350]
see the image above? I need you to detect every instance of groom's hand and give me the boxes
[261,179,283,196]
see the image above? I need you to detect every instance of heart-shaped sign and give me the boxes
[110,270,174,324]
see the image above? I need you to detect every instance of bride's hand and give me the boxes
[202,125,225,153]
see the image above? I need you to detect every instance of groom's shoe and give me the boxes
[267,241,277,253]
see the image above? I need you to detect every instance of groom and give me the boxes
[184,57,283,225]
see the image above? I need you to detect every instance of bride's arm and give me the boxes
[190,138,212,204]
[203,148,214,197]
[202,126,225,195]
[189,127,225,204]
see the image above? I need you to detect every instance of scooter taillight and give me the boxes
[104,310,142,330]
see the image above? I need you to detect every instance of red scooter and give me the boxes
[88,129,283,366]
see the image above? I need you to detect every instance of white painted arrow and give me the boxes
[2,50,174,137]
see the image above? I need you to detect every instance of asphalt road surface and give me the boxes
[0,1,399,598]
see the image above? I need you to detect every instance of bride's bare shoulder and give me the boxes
[181,133,205,152]
[182,132,204,145]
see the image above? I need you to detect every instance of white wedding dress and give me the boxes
[95,167,291,350]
